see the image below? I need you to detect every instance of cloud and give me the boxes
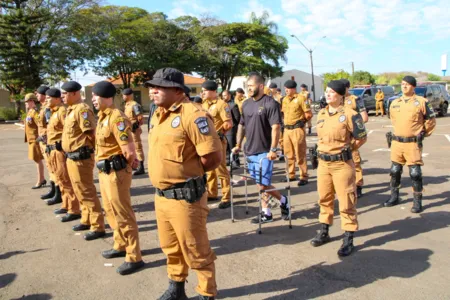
[239,0,284,26]
[167,0,222,19]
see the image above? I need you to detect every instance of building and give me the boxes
[84,74,205,112]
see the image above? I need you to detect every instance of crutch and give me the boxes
[229,152,250,222]
[257,151,292,234]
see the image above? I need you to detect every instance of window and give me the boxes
[190,87,197,94]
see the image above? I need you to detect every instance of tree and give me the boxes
[375,75,389,85]
[321,70,351,88]
[249,10,278,33]
[427,73,441,81]
[195,20,288,90]
[352,70,375,85]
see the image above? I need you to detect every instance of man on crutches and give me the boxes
[232,72,289,223]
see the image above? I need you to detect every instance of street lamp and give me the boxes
[290,34,326,102]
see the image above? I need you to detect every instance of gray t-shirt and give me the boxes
[240,94,282,156]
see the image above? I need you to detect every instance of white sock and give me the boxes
[262,208,272,216]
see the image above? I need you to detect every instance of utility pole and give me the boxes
[351,62,355,88]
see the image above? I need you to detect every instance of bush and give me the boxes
[0,107,18,120]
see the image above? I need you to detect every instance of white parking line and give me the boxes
[445,135,450,143]
[368,130,374,135]
[373,148,391,152]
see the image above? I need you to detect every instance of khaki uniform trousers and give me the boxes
[48,150,80,214]
[155,192,217,297]
[352,150,364,187]
[99,166,142,262]
[39,142,55,182]
[283,127,308,179]
[67,156,105,232]
[391,141,423,166]
[376,101,384,115]
[132,127,145,162]
[317,159,358,231]
[206,138,230,202]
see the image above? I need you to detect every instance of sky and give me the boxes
[77,0,450,86]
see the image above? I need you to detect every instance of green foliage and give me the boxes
[352,70,375,85]
[322,70,351,88]
[427,73,441,81]
[0,107,18,120]
[375,75,389,85]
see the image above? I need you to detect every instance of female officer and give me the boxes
[310,80,367,257]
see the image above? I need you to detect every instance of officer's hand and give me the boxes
[232,146,241,154]
[131,159,139,169]
[267,151,277,161]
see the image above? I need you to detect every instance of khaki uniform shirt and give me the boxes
[344,95,366,113]
[148,100,222,190]
[62,102,96,153]
[124,100,143,124]
[95,106,132,161]
[201,98,232,133]
[282,93,311,126]
[235,96,247,114]
[25,108,39,143]
[47,105,66,145]
[375,91,385,101]
[390,95,436,137]
[317,106,367,155]
[300,91,311,103]
[273,93,282,104]
[37,105,48,137]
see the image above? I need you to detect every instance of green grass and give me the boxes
[0,107,18,120]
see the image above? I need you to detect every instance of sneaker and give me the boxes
[251,212,273,224]
[280,196,290,220]
[218,201,231,209]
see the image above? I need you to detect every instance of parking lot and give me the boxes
[1,112,450,300]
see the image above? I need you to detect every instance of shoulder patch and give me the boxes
[194,117,210,135]
[80,109,88,119]
[119,132,128,141]
[115,118,125,131]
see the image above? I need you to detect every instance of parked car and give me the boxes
[385,84,449,117]
[349,85,395,113]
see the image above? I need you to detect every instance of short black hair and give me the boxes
[247,72,265,85]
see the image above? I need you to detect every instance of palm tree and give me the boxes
[249,11,278,33]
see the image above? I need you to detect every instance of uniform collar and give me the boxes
[286,93,298,100]
[205,98,218,105]
[51,104,62,112]
[399,93,416,102]
[98,105,115,118]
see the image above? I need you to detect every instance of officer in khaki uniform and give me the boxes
[310,80,367,257]
[201,80,233,209]
[269,83,282,104]
[122,88,145,175]
[342,79,369,198]
[375,88,385,116]
[45,88,81,222]
[92,81,144,275]
[282,80,312,186]
[234,87,247,114]
[146,68,221,300]
[24,93,45,188]
[384,76,436,213]
[61,81,106,240]
[300,84,313,135]
[36,86,58,200]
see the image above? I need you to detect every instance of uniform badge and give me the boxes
[119,132,128,141]
[171,116,181,128]
[414,101,419,106]
[194,117,210,135]
[81,110,88,119]
[116,120,125,131]
[356,118,364,130]
[224,106,230,113]
[103,120,108,127]
[347,100,352,105]
[339,115,346,123]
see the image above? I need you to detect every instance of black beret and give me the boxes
[183,85,191,97]
[92,81,116,98]
[402,76,417,87]
[328,80,346,96]
[36,86,49,95]
[144,68,185,89]
[202,80,218,91]
[269,83,277,89]
[340,79,351,88]
[46,88,61,98]
[192,96,203,103]
[277,88,281,92]
[236,88,245,94]
[61,81,82,92]
[284,80,297,89]
[300,83,307,88]
[122,88,133,95]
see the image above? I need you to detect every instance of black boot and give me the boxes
[41,181,55,200]
[337,231,355,257]
[308,127,312,135]
[197,295,215,300]
[158,279,188,300]
[310,223,331,247]
[46,186,62,205]
[411,192,423,213]
[384,163,402,207]
[383,187,400,207]
[356,186,363,198]
[133,161,145,176]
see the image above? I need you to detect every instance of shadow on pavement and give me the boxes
[0,273,16,289]
[0,249,47,260]
[10,294,53,300]
[219,248,432,299]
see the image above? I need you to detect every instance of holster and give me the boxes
[417,132,425,149]
[66,146,94,161]
[386,132,393,148]
[132,122,139,133]
[96,155,128,174]
[156,175,207,203]
[217,131,225,140]
[309,144,318,169]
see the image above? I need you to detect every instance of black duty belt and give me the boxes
[46,142,62,153]
[318,148,352,162]
[66,146,94,161]
[156,176,206,203]
[392,135,418,143]
[96,155,128,174]
[217,131,225,140]
[285,120,305,130]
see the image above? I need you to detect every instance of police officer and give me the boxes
[92,81,144,275]
[36,86,57,200]
[146,68,220,300]
[342,79,368,198]
[300,84,313,135]
[375,88,385,116]
[24,93,45,188]
[222,90,241,168]
[45,88,81,221]
[61,81,106,240]
[122,88,145,175]
[282,80,312,186]
[310,80,367,257]
[234,87,247,114]
[384,76,436,213]
[269,83,282,104]
[201,80,233,209]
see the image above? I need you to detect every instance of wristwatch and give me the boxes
[270,148,278,152]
